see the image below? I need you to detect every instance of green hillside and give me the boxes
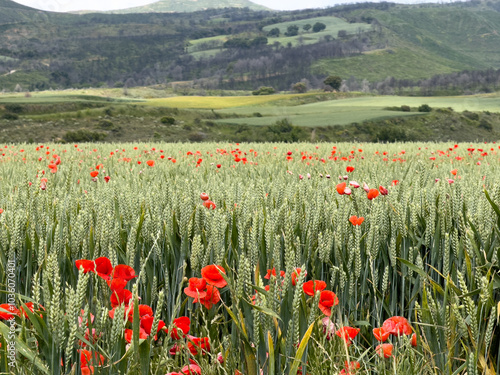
[107,0,269,13]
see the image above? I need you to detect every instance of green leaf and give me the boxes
[267,331,275,375]
[289,321,314,375]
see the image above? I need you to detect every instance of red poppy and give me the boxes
[302,280,327,296]
[451,169,457,176]
[336,182,347,195]
[379,185,388,195]
[95,257,113,280]
[411,333,417,347]
[184,278,207,301]
[90,171,99,178]
[79,349,105,368]
[104,176,110,183]
[349,215,364,226]
[367,189,379,200]
[382,316,412,336]
[170,316,191,340]
[376,343,393,358]
[216,164,221,168]
[20,302,44,318]
[203,200,216,209]
[124,328,148,343]
[110,289,132,308]
[373,327,390,342]
[200,193,209,201]
[199,285,221,309]
[0,304,20,320]
[291,268,305,286]
[181,364,202,375]
[127,304,154,323]
[140,315,166,336]
[336,326,360,345]
[75,259,95,273]
[346,166,354,173]
[187,336,210,355]
[318,290,339,316]
[264,268,277,279]
[342,361,360,374]
[147,160,155,167]
[108,278,128,293]
[112,265,137,281]
[201,265,227,288]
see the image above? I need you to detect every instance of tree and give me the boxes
[312,22,326,33]
[323,75,342,91]
[338,30,347,38]
[267,27,280,37]
[418,104,432,112]
[303,24,312,32]
[284,25,299,37]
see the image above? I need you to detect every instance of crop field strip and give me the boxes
[0,142,498,374]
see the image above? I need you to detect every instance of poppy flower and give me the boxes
[201,265,227,288]
[127,304,154,323]
[181,364,202,375]
[20,302,44,319]
[75,259,95,273]
[302,280,327,296]
[373,327,390,342]
[451,169,457,175]
[336,182,347,195]
[411,333,417,347]
[336,326,360,345]
[264,268,278,279]
[379,185,388,195]
[108,278,128,293]
[376,343,393,358]
[79,349,105,369]
[90,171,99,178]
[342,361,361,374]
[291,268,305,286]
[382,316,412,336]
[146,160,155,167]
[104,176,110,183]
[170,316,191,340]
[392,180,399,186]
[187,336,210,355]
[363,182,370,193]
[110,289,132,308]
[346,166,354,173]
[0,304,20,320]
[367,189,379,200]
[216,164,221,168]
[200,193,209,201]
[184,278,207,301]
[349,215,364,226]
[199,285,221,309]
[95,257,113,280]
[349,181,360,188]
[124,328,148,343]
[140,315,166,336]
[203,200,216,209]
[112,265,137,281]
[318,290,339,316]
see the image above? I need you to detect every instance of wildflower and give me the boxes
[199,285,221,309]
[382,316,412,336]
[184,278,208,301]
[451,169,457,175]
[291,268,305,286]
[367,189,379,200]
[75,259,95,273]
[95,257,113,280]
[0,304,20,320]
[349,215,364,226]
[169,316,191,340]
[411,333,417,347]
[376,343,393,358]
[318,290,339,316]
[302,280,327,296]
[187,336,210,355]
[373,327,390,342]
[104,176,110,183]
[379,185,388,195]
[346,166,354,172]
[111,265,137,281]
[336,326,360,345]
[90,171,99,178]
[203,200,216,209]
[110,288,132,308]
[124,328,148,343]
[336,182,347,195]
[181,364,202,375]
[200,193,209,201]
[349,181,360,188]
[201,265,227,288]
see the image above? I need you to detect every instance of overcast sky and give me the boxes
[12,0,445,12]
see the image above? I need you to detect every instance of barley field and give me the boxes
[0,142,499,375]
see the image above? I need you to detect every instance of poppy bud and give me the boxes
[379,185,388,195]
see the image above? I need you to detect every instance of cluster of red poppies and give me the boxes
[184,265,227,309]
[200,192,216,210]
[373,316,416,359]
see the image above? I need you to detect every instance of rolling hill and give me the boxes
[1,0,500,92]
[106,0,270,13]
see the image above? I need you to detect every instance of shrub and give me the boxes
[463,111,479,121]
[479,119,493,131]
[252,86,276,95]
[161,116,176,125]
[418,104,432,112]
[401,105,411,112]
[63,129,107,142]
[4,103,23,113]
[2,113,19,120]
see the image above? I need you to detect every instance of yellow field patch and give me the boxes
[144,94,307,109]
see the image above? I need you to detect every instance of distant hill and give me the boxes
[1,0,500,92]
[75,0,270,14]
